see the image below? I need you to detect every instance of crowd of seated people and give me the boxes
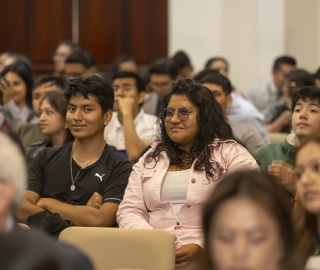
[2,42,320,269]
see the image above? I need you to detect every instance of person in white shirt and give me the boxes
[104,71,157,162]
[245,55,296,117]
[200,71,264,153]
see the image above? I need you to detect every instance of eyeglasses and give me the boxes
[162,107,195,123]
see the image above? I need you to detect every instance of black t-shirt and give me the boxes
[28,142,133,205]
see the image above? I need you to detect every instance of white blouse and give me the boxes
[160,169,190,214]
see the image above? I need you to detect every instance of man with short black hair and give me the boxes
[246,55,297,116]
[104,71,156,162]
[201,71,264,153]
[65,50,97,81]
[172,51,194,79]
[194,69,269,144]
[255,86,320,201]
[143,58,179,116]
[18,75,132,231]
[53,40,81,77]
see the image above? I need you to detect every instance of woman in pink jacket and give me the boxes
[117,78,259,268]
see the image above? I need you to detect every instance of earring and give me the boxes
[65,123,68,129]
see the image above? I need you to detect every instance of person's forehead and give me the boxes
[40,99,52,108]
[150,73,172,82]
[295,98,320,106]
[203,83,224,92]
[278,63,295,73]
[296,142,320,165]
[33,82,61,93]
[210,60,227,69]
[56,44,72,54]
[113,77,136,86]
[69,93,99,104]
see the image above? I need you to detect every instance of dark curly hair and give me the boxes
[145,78,237,181]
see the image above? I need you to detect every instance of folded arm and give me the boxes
[16,190,45,222]
[17,190,117,227]
[36,197,118,227]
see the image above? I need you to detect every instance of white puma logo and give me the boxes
[95,173,105,182]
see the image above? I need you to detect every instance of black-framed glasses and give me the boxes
[162,107,195,123]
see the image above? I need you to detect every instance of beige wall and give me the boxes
[285,0,320,72]
[169,0,319,90]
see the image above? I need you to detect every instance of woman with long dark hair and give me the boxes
[294,134,320,269]
[0,61,37,130]
[26,91,73,164]
[117,79,258,268]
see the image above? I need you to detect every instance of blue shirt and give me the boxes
[227,93,270,144]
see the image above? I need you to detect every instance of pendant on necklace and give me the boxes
[70,184,76,191]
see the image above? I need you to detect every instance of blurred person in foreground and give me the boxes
[0,131,93,270]
[294,134,320,269]
[202,170,302,270]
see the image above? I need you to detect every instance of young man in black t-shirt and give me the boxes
[17,75,132,228]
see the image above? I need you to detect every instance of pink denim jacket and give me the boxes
[117,139,259,248]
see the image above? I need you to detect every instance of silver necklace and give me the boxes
[69,144,105,191]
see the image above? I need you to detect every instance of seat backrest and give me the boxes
[59,227,175,270]
[268,132,288,144]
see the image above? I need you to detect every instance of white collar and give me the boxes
[115,109,145,127]
[286,133,299,146]
[269,80,279,94]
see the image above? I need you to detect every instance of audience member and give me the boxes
[65,49,97,81]
[194,69,269,144]
[53,40,80,77]
[17,75,132,234]
[294,134,320,269]
[104,71,156,162]
[26,91,74,165]
[245,55,297,116]
[200,71,264,153]
[14,75,66,146]
[204,56,243,96]
[202,170,302,270]
[0,51,32,73]
[0,61,38,130]
[265,69,314,133]
[117,79,258,269]
[111,55,138,73]
[172,50,194,79]
[0,131,93,270]
[204,57,229,78]
[255,86,320,203]
[142,58,179,116]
